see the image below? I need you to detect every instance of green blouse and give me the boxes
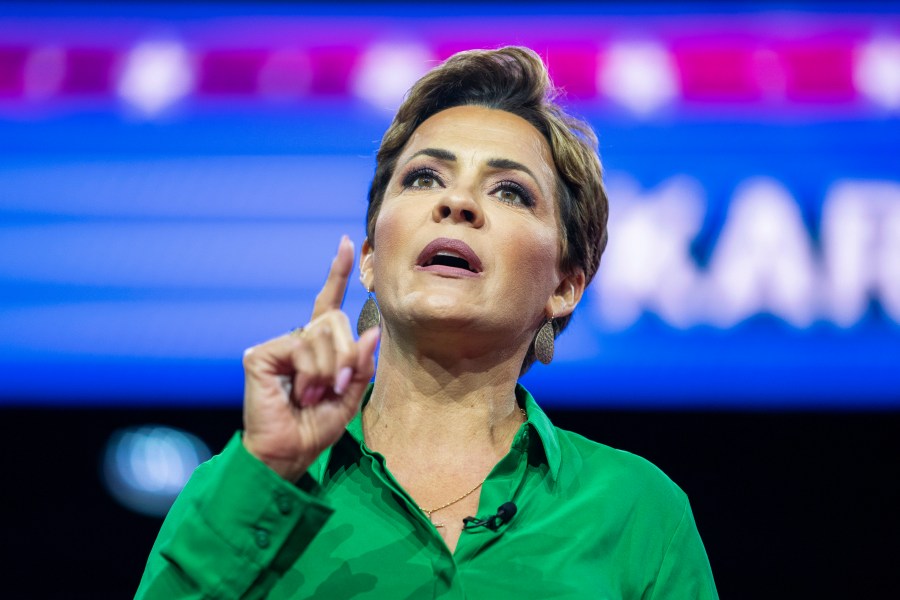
[137,385,718,599]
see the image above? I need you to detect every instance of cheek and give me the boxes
[371,203,409,280]
[507,226,560,297]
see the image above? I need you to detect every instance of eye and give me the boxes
[491,181,534,207]
[402,167,443,189]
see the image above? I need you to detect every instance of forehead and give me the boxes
[401,105,556,179]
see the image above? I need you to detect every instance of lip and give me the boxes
[415,237,483,277]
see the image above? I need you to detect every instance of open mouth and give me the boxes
[416,238,483,275]
[424,252,476,273]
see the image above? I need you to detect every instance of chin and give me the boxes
[409,306,477,330]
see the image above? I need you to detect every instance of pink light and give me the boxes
[307,46,359,96]
[544,44,598,100]
[198,49,270,95]
[0,16,893,112]
[674,42,765,102]
[61,47,116,95]
[780,41,855,102]
[0,46,28,96]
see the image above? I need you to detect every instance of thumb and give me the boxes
[339,327,381,412]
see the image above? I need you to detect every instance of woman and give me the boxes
[137,47,717,598]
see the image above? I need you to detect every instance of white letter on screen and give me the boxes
[592,175,706,330]
[704,178,818,328]
[821,180,900,326]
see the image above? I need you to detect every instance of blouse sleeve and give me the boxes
[648,499,719,600]
[135,433,333,600]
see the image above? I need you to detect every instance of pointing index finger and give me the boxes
[312,236,354,319]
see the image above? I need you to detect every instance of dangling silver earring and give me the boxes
[534,319,555,365]
[357,292,381,336]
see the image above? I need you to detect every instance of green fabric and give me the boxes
[137,385,718,599]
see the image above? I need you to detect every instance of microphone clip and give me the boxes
[462,502,518,531]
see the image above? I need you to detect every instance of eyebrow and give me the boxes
[486,157,537,181]
[408,148,457,163]
[406,148,538,181]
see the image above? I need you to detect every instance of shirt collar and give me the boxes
[516,383,561,480]
[343,383,561,481]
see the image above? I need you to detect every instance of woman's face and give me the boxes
[362,105,577,345]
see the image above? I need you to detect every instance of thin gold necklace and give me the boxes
[418,479,486,528]
[416,407,527,528]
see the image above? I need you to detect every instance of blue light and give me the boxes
[2,5,899,408]
[101,426,211,517]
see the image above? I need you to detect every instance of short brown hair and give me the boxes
[366,46,609,373]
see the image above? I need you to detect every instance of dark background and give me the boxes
[5,405,899,598]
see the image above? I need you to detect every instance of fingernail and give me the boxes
[313,384,327,403]
[300,386,316,407]
[304,385,326,407]
[334,366,353,395]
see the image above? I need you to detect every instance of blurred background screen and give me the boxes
[3,3,899,599]
[2,2,899,409]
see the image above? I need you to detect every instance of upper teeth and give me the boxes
[435,251,463,259]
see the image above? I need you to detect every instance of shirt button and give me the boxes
[255,528,270,549]
[276,496,292,515]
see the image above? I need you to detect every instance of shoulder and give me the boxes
[553,426,688,521]
[518,384,687,520]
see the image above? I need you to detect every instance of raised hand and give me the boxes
[241,236,380,481]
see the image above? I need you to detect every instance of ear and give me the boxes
[545,269,585,319]
[359,238,375,292]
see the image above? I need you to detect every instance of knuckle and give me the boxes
[338,345,358,365]
[301,351,322,376]
[319,308,341,322]
[242,345,261,368]
[333,310,351,327]
[329,308,350,324]
[310,310,349,336]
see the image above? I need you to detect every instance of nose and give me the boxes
[432,189,485,228]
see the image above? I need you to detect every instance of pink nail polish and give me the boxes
[312,384,326,403]
[334,366,353,395]
[300,386,315,407]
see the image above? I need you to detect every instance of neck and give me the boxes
[363,324,528,462]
